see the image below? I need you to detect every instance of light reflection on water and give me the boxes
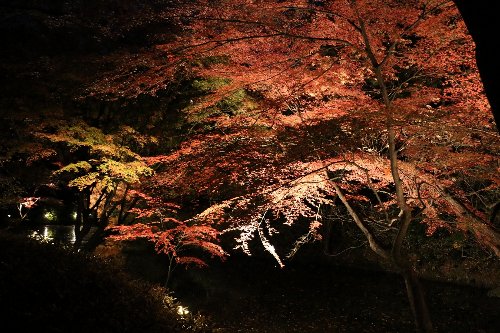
[30,225,76,244]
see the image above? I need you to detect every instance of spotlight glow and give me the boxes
[176,305,189,316]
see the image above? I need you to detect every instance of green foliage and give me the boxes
[42,209,58,223]
[43,123,154,194]
[59,159,153,193]
[67,172,100,191]
[55,161,92,177]
[185,88,258,126]
[33,120,155,236]
[37,121,139,161]
[98,159,153,182]
[191,77,232,94]
[215,89,257,116]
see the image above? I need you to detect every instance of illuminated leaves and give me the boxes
[55,161,93,178]
[57,0,499,260]
[109,206,226,269]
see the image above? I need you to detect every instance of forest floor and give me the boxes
[0,231,213,333]
[169,255,500,333]
[2,229,499,333]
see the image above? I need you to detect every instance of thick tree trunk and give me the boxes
[403,268,434,333]
[82,225,107,252]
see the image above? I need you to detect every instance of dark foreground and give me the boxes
[1,231,499,333]
[0,232,211,333]
[171,255,500,333]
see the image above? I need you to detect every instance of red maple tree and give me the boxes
[1,1,498,331]
[107,192,226,286]
[93,1,497,331]
[29,1,495,331]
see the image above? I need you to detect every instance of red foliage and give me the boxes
[108,195,226,268]
[85,1,499,260]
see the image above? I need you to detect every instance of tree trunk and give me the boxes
[73,189,94,250]
[82,226,107,252]
[402,268,434,333]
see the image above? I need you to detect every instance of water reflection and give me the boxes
[30,225,76,244]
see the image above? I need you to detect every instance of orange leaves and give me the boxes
[119,174,226,259]
[109,198,226,268]
[175,256,209,268]
[148,130,284,201]
[87,0,499,262]
[153,223,226,264]
[19,197,40,210]
[108,223,157,241]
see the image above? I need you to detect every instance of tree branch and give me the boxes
[333,182,390,260]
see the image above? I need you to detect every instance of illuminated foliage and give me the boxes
[108,195,226,285]
[8,1,492,272]
[127,0,499,260]
[96,2,497,330]
[35,121,154,248]
[1,2,498,329]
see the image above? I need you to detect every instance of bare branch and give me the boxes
[333,182,390,260]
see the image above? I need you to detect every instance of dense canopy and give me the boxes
[1,2,499,332]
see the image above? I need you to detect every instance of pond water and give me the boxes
[170,256,500,333]
[27,224,96,245]
[29,225,76,244]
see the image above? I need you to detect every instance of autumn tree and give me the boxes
[108,194,226,286]
[91,1,500,332]
[0,0,498,331]
[36,121,155,249]
[42,0,500,331]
